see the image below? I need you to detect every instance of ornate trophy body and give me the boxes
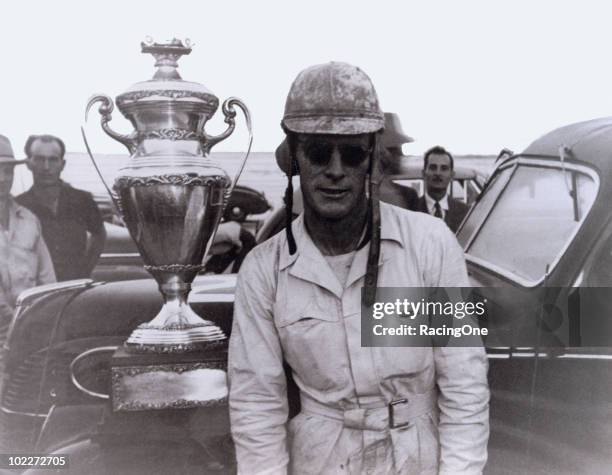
[85,38,251,355]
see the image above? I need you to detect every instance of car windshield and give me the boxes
[460,160,598,284]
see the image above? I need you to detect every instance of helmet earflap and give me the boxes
[275,136,299,176]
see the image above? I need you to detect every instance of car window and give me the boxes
[451,180,466,201]
[466,164,597,284]
[457,166,514,247]
[465,180,481,205]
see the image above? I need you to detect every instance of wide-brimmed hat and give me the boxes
[0,135,24,166]
[382,112,414,148]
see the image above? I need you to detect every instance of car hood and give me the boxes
[6,274,237,370]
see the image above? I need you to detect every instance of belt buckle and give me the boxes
[388,398,410,429]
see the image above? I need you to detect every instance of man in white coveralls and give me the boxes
[229,62,489,475]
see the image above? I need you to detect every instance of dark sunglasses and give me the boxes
[300,140,372,168]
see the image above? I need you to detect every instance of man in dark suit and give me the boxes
[416,145,468,232]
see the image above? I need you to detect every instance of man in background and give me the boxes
[417,145,468,232]
[377,112,419,211]
[17,134,106,281]
[0,135,55,323]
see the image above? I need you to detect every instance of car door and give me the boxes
[525,222,612,474]
[457,157,604,473]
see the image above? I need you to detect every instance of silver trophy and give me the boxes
[85,38,251,353]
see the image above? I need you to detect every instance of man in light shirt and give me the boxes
[0,135,55,325]
[417,145,469,232]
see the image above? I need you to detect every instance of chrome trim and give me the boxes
[70,346,118,400]
[511,351,549,357]
[15,279,94,307]
[557,354,612,360]
[100,252,142,259]
[0,405,48,418]
[189,293,235,303]
[488,348,612,360]
[572,270,584,287]
[465,157,600,288]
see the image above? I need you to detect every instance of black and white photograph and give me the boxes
[0,1,610,474]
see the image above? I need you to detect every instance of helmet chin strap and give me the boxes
[284,133,298,255]
[282,131,382,304]
[362,133,382,308]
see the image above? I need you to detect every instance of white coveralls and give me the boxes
[229,202,489,475]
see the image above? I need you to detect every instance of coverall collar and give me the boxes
[279,202,405,297]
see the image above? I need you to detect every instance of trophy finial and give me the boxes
[141,37,192,80]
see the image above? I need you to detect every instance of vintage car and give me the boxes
[456,118,612,474]
[1,118,611,474]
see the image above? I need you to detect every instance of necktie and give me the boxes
[434,201,443,219]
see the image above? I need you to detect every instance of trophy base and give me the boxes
[125,322,226,354]
[111,346,228,411]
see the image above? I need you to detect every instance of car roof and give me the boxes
[521,117,612,174]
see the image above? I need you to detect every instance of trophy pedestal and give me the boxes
[110,347,228,412]
[124,295,227,353]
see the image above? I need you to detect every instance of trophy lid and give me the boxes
[116,38,219,112]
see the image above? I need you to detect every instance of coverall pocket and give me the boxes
[274,301,338,328]
[274,302,346,391]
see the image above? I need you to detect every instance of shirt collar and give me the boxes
[278,202,405,297]
[425,190,449,213]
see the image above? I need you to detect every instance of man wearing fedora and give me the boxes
[377,112,419,211]
[0,135,55,322]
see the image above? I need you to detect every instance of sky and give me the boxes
[2,0,612,156]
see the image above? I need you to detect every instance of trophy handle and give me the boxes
[80,126,123,216]
[200,97,250,156]
[203,98,253,263]
[85,94,138,154]
[224,98,253,196]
